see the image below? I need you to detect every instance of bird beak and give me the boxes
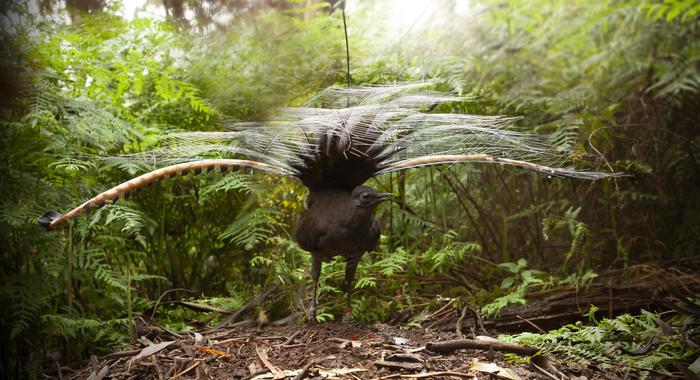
[377,192,395,203]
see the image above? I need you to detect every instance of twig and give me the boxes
[169,361,200,380]
[425,312,453,331]
[384,353,423,363]
[152,356,164,380]
[279,330,302,347]
[406,346,426,353]
[620,337,658,356]
[292,355,335,380]
[272,313,300,326]
[456,305,468,338]
[530,361,558,380]
[293,360,315,380]
[515,315,546,334]
[255,346,283,379]
[426,339,539,356]
[174,301,231,314]
[329,337,352,344]
[150,288,197,319]
[466,305,488,336]
[281,343,305,349]
[139,316,184,340]
[374,371,475,379]
[242,369,270,380]
[374,360,423,372]
[306,331,318,344]
[54,360,63,380]
[425,299,455,320]
[213,284,278,329]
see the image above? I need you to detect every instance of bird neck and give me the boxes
[305,189,374,226]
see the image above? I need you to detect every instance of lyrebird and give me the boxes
[39,83,617,321]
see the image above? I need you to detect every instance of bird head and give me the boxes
[351,186,393,209]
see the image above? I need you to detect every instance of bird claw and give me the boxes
[342,307,353,323]
[307,313,317,324]
[308,301,317,323]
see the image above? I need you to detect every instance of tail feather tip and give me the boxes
[38,210,62,231]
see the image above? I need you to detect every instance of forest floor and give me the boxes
[60,322,598,380]
[52,263,699,380]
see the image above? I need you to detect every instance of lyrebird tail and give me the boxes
[38,159,292,230]
[40,82,621,229]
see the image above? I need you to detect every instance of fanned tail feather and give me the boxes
[40,82,621,230]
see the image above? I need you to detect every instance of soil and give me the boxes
[52,264,699,379]
[59,322,607,380]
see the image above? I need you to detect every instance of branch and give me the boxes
[426,339,539,356]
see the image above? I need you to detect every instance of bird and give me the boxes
[295,185,392,320]
[38,82,618,321]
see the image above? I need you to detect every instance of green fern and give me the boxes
[500,309,698,377]
[219,200,285,250]
[200,173,254,199]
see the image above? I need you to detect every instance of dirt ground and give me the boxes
[52,263,700,379]
[56,321,623,380]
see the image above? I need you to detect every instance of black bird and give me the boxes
[295,186,392,319]
[39,83,618,321]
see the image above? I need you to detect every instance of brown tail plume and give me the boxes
[38,159,292,231]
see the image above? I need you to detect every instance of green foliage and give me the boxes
[219,199,286,250]
[2,1,700,378]
[643,0,700,22]
[482,258,546,317]
[500,309,699,377]
[423,231,482,273]
[200,173,254,198]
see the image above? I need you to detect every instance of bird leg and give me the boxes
[342,257,360,322]
[308,256,322,322]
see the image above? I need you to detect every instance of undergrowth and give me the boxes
[500,308,700,378]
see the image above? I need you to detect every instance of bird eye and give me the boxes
[361,192,370,200]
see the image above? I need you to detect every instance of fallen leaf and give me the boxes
[194,345,229,357]
[194,332,206,346]
[689,356,700,374]
[471,360,522,380]
[133,341,175,361]
[86,365,109,380]
[392,337,410,345]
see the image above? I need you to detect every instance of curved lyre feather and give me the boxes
[38,159,292,230]
[379,154,623,179]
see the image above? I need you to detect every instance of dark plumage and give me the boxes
[39,83,620,321]
[295,186,391,319]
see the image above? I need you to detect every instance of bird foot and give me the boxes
[307,301,317,323]
[307,314,317,324]
[342,306,353,323]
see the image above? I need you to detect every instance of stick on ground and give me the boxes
[425,339,539,356]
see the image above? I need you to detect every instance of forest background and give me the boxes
[1,0,699,378]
